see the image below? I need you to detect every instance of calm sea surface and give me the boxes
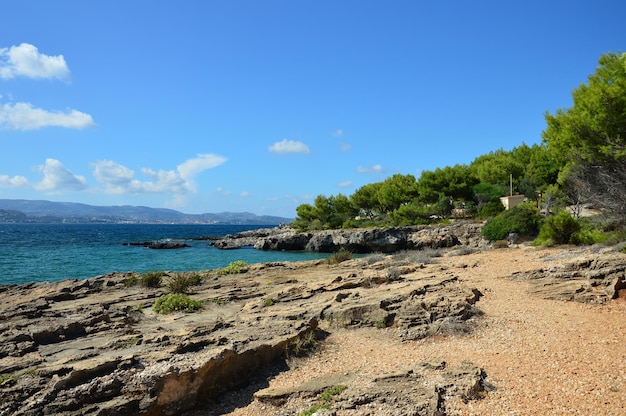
[0,223,330,285]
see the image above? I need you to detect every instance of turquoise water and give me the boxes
[0,223,330,285]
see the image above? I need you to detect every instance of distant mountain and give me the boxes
[0,199,293,225]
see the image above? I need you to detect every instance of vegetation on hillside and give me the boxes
[292,52,626,246]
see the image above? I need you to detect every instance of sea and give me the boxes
[0,223,331,286]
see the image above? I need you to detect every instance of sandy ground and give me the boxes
[213,245,626,415]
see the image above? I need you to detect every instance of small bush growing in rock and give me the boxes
[140,270,165,288]
[327,248,352,265]
[153,293,202,314]
[286,329,320,358]
[360,252,386,265]
[299,385,347,416]
[166,272,203,293]
[123,275,139,287]
[217,260,249,275]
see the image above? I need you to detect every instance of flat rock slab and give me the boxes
[507,251,626,303]
[1,252,485,415]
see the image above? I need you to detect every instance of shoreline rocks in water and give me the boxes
[123,240,191,249]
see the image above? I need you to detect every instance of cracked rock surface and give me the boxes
[0,248,485,416]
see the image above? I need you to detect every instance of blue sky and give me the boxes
[1,1,624,217]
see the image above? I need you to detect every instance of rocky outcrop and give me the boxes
[0,251,486,415]
[210,222,486,253]
[123,240,191,249]
[507,250,626,303]
[255,360,492,416]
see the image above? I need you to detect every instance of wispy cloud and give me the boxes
[331,129,343,137]
[356,164,384,174]
[92,153,226,194]
[339,142,351,152]
[215,187,231,196]
[34,158,87,193]
[337,180,352,188]
[268,139,310,155]
[0,102,95,130]
[177,153,227,180]
[0,43,70,80]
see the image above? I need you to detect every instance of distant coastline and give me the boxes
[0,199,293,225]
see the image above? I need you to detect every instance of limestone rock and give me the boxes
[1,251,486,415]
[210,222,486,253]
[507,251,626,303]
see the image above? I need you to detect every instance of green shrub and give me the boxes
[482,202,542,241]
[320,385,347,402]
[535,212,610,246]
[571,217,608,245]
[166,272,203,293]
[479,200,506,218]
[327,248,352,265]
[217,260,249,275]
[153,293,202,314]
[140,270,165,288]
[299,385,347,415]
[534,210,580,246]
[123,275,139,287]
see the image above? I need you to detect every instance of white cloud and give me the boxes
[0,43,70,80]
[91,160,137,193]
[332,129,344,137]
[268,139,310,154]
[240,191,250,197]
[0,102,95,130]
[34,158,87,193]
[337,180,352,188]
[92,154,225,195]
[177,153,227,180]
[216,187,231,196]
[0,174,29,188]
[139,168,188,193]
[356,164,384,174]
[339,142,351,152]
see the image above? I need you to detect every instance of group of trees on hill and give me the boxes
[293,51,626,245]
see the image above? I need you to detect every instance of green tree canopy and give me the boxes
[469,149,525,190]
[350,182,383,217]
[543,51,626,220]
[544,52,626,164]
[417,164,477,203]
[377,174,420,213]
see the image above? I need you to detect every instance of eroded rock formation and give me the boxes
[507,250,626,303]
[0,250,486,415]
[210,222,486,253]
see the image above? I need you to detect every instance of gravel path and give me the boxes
[221,246,626,415]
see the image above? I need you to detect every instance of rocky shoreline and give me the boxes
[1,224,625,415]
[209,221,486,253]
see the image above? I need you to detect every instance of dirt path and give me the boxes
[225,246,626,415]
